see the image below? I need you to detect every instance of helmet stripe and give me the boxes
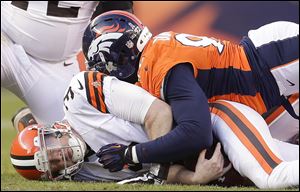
[11,158,36,167]
[12,164,36,170]
[10,154,34,160]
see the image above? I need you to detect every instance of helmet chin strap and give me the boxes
[137,27,152,52]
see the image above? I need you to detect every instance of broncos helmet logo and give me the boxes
[87,33,123,73]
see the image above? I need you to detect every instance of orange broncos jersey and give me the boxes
[137,31,267,115]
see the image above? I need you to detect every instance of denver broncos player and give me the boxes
[10,70,298,188]
[1,1,133,126]
[82,11,298,173]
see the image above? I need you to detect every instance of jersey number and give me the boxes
[63,86,74,111]
[175,33,224,54]
[11,1,80,18]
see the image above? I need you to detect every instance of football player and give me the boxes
[10,70,229,185]
[10,71,298,188]
[1,1,133,126]
[82,11,299,174]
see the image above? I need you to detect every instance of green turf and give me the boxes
[1,89,299,191]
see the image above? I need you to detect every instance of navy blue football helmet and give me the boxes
[82,10,152,83]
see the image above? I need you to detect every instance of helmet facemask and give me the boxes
[36,122,86,180]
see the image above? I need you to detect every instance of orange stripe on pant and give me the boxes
[208,92,267,115]
[210,100,282,174]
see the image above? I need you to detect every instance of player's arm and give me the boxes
[66,71,172,139]
[167,143,232,184]
[143,99,173,139]
[104,76,173,139]
[96,64,213,173]
[97,64,213,171]
[134,63,213,163]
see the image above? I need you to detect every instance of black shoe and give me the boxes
[11,107,37,133]
[117,172,165,185]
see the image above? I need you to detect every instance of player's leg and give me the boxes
[210,100,298,189]
[1,31,26,99]
[1,31,37,133]
[22,54,80,124]
[272,139,299,161]
[1,31,38,133]
[2,30,81,124]
[9,39,81,125]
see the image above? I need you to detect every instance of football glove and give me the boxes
[97,143,139,172]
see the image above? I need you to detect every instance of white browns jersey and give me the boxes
[63,71,156,153]
[63,71,155,181]
[1,1,98,62]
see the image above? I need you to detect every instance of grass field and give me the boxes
[1,89,298,191]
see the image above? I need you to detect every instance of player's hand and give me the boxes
[96,143,135,172]
[192,142,232,184]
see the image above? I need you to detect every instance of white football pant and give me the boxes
[210,100,298,189]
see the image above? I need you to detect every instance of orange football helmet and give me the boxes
[10,121,87,180]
